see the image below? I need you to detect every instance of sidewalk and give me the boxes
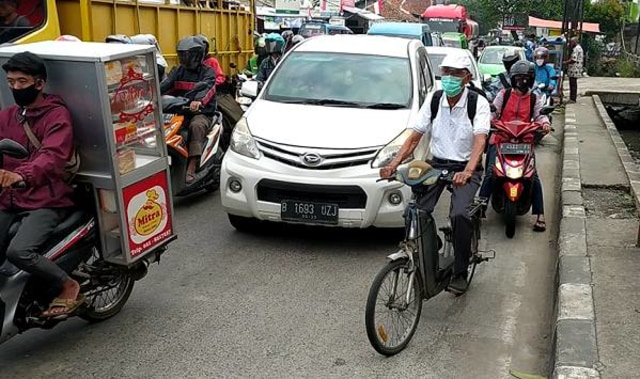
[554,92,640,379]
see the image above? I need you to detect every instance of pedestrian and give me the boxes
[564,37,583,103]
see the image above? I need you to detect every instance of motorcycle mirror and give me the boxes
[0,138,28,159]
[230,62,237,69]
[240,81,259,99]
[540,106,554,115]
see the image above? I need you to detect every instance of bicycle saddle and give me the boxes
[397,161,441,186]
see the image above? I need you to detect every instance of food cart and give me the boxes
[0,41,176,267]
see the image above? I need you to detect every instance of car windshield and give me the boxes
[300,24,324,38]
[265,52,412,108]
[425,20,460,33]
[442,38,461,48]
[480,48,509,65]
[428,53,478,80]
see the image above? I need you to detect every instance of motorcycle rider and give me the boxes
[380,53,490,295]
[479,60,551,232]
[281,30,294,52]
[129,34,169,80]
[256,33,285,86]
[533,47,557,95]
[194,34,225,88]
[0,52,81,318]
[484,49,519,99]
[161,36,217,184]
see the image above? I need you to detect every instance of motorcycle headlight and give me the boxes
[237,97,253,106]
[230,118,261,160]
[505,165,524,179]
[371,129,414,168]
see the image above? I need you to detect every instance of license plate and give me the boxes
[501,143,530,155]
[281,200,339,225]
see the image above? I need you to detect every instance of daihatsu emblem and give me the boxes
[301,152,323,166]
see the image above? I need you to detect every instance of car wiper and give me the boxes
[303,99,362,107]
[364,103,407,109]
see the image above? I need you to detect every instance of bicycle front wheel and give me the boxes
[365,259,423,356]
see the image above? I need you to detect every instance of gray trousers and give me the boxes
[0,209,70,284]
[415,163,482,277]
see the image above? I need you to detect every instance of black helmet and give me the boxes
[509,60,534,90]
[502,48,519,73]
[177,36,204,70]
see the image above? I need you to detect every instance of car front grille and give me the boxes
[255,138,379,170]
[256,179,367,209]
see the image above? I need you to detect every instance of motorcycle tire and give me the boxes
[79,269,135,322]
[504,200,517,238]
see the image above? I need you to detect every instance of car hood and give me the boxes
[478,63,506,77]
[245,100,412,149]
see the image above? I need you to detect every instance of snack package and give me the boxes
[105,60,123,86]
[117,148,136,174]
[114,122,138,145]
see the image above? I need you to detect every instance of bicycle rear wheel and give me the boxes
[365,259,423,356]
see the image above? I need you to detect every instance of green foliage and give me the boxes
[584,0,625,39]
[618,58,640,77]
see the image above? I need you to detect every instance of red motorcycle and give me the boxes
[489,118,545,238]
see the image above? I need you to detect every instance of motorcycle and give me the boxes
[0,139,161,345]
[488,108,552,238]
[161,83,225,197]
[532,79,558,145]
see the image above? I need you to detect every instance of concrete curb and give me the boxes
[592,95,640,222]
[552,105,601,379]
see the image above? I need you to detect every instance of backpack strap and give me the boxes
[499,88,512,120]
[529,92,537,121]
[18,110,42,150]
[498,72,511,89]
[430,89,443,123]
[466,90,478,126]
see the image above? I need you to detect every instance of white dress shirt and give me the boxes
[412,88,491,162]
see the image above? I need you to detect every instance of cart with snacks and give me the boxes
[0,41,176,267]
[540,38,565,104]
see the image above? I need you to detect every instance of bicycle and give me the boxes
[365,161,495,356]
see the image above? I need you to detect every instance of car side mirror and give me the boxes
[240,81,259,99]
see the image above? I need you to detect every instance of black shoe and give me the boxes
[448,275,469,296]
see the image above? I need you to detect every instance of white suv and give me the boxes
[221,35,436,231]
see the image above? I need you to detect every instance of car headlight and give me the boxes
[371,129,414,168]
[230,117,261,159]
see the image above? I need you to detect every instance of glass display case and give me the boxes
[0,41,176,266]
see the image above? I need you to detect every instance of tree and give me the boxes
[584,0,625,39]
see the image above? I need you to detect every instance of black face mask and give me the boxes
[514,78,530,93]
[12,84,40,107]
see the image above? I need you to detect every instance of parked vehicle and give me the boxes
[299,21,353,38]
[425,46,483,90]
[365,161,492,355]
[221,35,437,231]
[420,4,479,40]
[161,84,226,196]
[478,46,526,78]
[367,22,434,46]
[488,113,551,238]
[441,32,468,49]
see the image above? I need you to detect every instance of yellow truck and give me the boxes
[5,0,254,72]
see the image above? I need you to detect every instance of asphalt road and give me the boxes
[0,123,563,378]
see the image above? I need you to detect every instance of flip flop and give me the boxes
[41,294,86,319]
[533,220,546,232]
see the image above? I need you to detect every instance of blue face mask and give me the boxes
[441,75,464,97]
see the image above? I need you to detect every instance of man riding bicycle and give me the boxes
[380,52,490,295]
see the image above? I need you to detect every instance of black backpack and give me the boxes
[498,88,537,121]
[430,83,487,125]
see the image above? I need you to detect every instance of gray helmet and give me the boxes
[193,34,210,55]
[105,34,131,44]
[177,36,204,70]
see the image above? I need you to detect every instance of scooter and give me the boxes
[488,109,551,238]
[532,79,557,145]
[0,139,162,345]
[161,84,225,197]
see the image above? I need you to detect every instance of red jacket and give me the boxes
[0,94,75,210]
[203,56,226,87]
[490,90,534,145]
